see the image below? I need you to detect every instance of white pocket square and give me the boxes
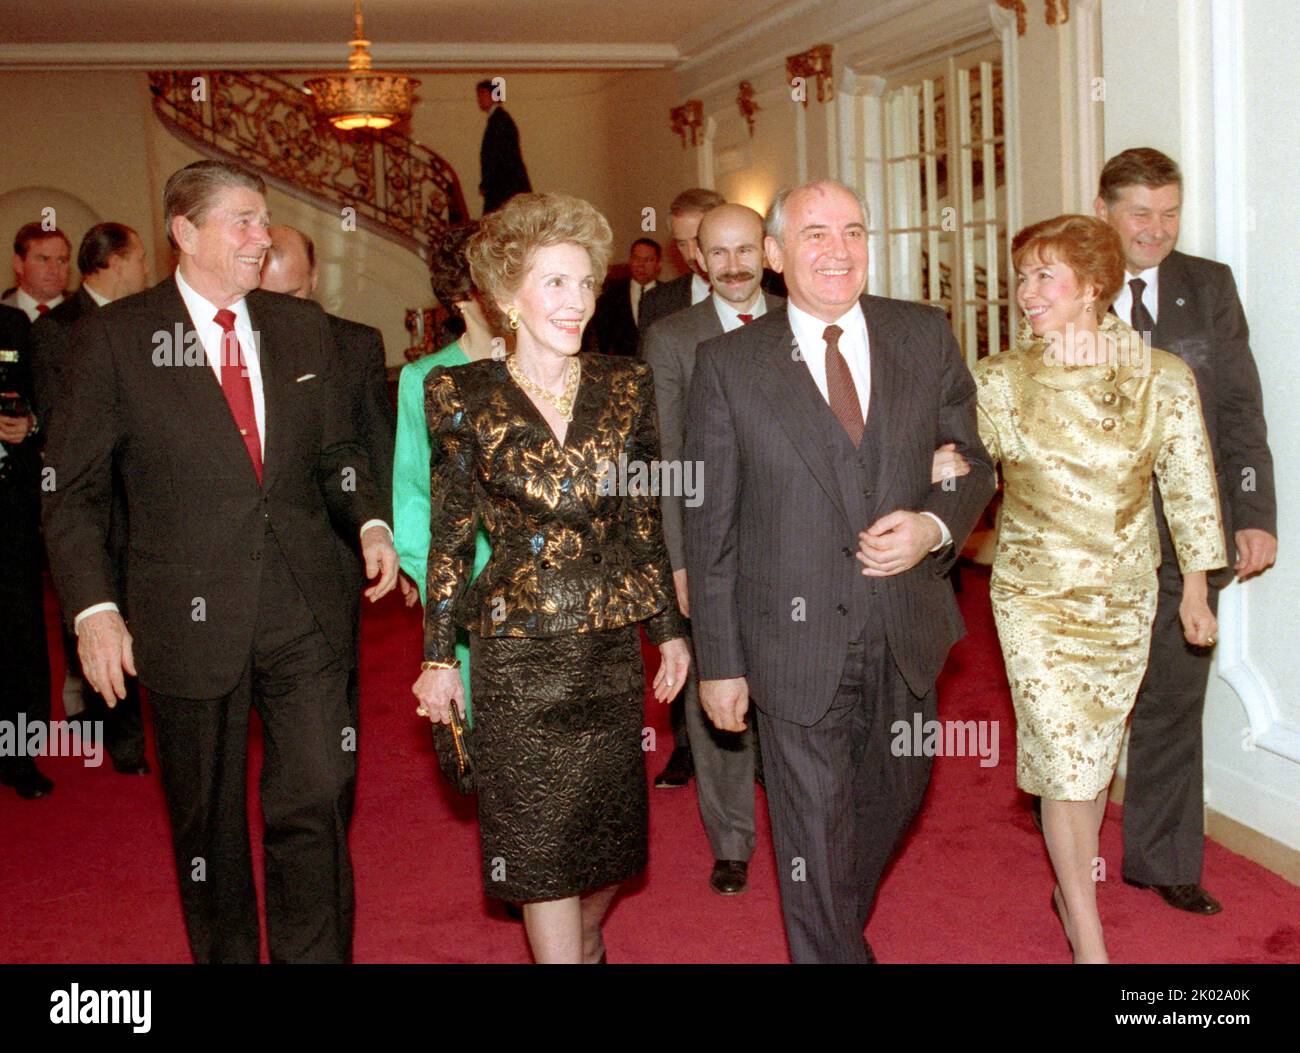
[296,373,317,382]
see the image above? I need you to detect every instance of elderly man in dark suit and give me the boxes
[31,222,152,776]
[586,238,661,356]
[642,204,781,894]
[1094,148,1277,917]
[42,160,399,964]
[684,180,994,963]
[476,79,531,215]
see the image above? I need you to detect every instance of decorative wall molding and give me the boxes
[1207,0,1298,764]
[670,100,704,148]
[737,81,760,137]
[0,41,681,72]
[786,44,834,108]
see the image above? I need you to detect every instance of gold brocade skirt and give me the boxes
[989,572,1158,801]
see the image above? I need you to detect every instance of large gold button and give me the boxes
[1101,417,1116,431]
[1103,369,1116,381]
[1102,392,1116,405]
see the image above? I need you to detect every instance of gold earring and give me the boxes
[1084,302,1094,314]
[507,307,520,331]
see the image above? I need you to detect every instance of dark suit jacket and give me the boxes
[41,276,385,699]
[30,286,98,433]
[684,295,995,725]
[1150,251,1276,582]
[326,312,395,645]
[586,276,654,357]
[637,273,694,336]
[0,305,39,491]
[641,292,784,570]
[480,106,531,214]
[638,268,788,338]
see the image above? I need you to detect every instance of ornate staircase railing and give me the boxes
[149,70,468,262]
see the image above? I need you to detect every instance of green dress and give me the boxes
[393,341,491,721]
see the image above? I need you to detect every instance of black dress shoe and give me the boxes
[653,745,694,788]
[112,757,151,776]
[709,859,748,896]
[1124,879,1223,915]
[0,759,54,800]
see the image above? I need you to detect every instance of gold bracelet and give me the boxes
[421,659,462,671]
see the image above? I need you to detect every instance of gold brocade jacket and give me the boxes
[422,353,687,663]
[973,314,1227,586]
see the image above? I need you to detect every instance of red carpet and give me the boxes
[3,568,1297,964]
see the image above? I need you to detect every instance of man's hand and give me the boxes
[1235,528,1277,580]
[931,442,970,485]
[700,676,749,733]
[77,610,136,707]
[398,574,420,607]
[361,525,399,600]
[856,510,941,577]
[672,567,689,618]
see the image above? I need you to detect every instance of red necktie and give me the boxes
[737,313,753,324]
[213,308,263,483]
[824,324,863,447]
[36,303,49,315]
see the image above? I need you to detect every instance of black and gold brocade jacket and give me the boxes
[422,353,687,663]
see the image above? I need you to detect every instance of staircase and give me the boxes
[149,70,468,263]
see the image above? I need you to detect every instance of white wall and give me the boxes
[1102,0,1300,855]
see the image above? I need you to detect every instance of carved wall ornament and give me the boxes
[737,81,760,137]
[670,100,704,148]
[787,44,834,107]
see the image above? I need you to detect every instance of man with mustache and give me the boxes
[642,204,782,894]
[1094,148,1277,917]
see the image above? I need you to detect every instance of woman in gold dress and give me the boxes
[411,193,690,964]
[973,215,1225,963]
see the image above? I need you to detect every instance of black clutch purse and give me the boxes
[431,705,476,794]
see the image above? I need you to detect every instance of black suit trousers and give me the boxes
[1122,563,1220,885]
[755,609,935,963]
[149,527,356,964]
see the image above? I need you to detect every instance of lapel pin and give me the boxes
[1175,298,1185,307]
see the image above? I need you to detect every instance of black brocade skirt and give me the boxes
[468,624,648,902]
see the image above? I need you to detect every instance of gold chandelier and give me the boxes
[305,1,419,131]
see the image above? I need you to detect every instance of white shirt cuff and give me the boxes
[920,512,952,552]
[75,602,120,632]
[360,520,393,543]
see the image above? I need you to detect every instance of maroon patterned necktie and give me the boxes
[213,308,263,483]
[823,324,863,447]
[737,313,753,324]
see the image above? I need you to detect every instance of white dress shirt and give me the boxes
[82,283,112,308]
[787,300,949,550]
[175,266,267,453]
[629,279,656,325]
[788,301,872,420]
[13,287,64,321]
[711,291,768,333]
[1111,264,1160,327]
[690,272,711,305]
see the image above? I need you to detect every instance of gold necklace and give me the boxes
[507,354,581,422]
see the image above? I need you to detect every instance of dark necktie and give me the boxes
[1129,277,1155,336]
[213,308,263,483]
[737,313,753,324]
[823,324,863,447]
[36,303,49,315]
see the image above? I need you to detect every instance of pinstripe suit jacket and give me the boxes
[683,295,995,726]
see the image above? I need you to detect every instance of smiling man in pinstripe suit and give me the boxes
[684,180,994,963]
